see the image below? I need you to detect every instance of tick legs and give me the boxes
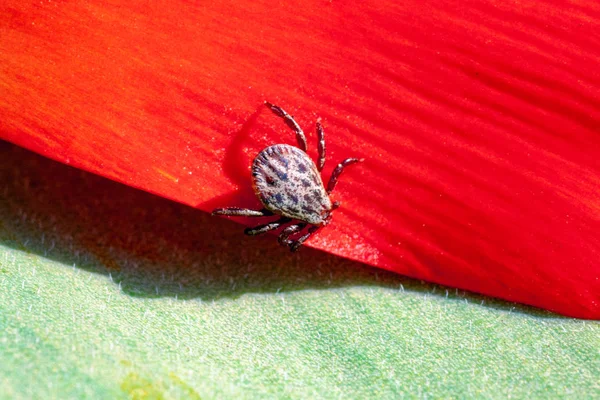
[327,158,364,194]
[290,226,321,252]
[213,207,320,251]
[265,101,308,152]
[277,223,307,247]
[212,207,288,235]
[265,102,331,174]
[316,121,326,171]
[277,223,319,252]
[245,217,292,236]
[212,207,274,217]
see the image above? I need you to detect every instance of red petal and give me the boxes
[1,1,599,318]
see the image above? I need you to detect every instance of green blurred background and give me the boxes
[1,141,598,399]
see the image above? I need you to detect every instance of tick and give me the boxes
[212,101,363,252]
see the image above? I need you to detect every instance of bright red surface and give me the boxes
[1,1,599,318]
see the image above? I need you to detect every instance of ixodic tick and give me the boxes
[212,102,363,252]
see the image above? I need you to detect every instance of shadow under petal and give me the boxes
[0,140,562,318]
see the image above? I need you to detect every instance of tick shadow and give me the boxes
[200,102,292,212]
[0,140,560,318]
[200,106,264,212]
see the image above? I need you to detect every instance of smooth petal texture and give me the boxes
[1,1,599,318]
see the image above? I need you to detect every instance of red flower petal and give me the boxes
[1,1,599,318]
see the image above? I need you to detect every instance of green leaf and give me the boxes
[1,142,599,398]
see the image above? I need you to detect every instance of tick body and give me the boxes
[213,102,363,252]
[252,144,331,225]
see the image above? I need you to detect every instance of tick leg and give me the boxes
[212,207,274,217]
[278,222,307,247]
[327,158,364,194]
[316,120,326,172]
[265,101,308,152]
[290,225,321,252]
[245,217,292,236]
